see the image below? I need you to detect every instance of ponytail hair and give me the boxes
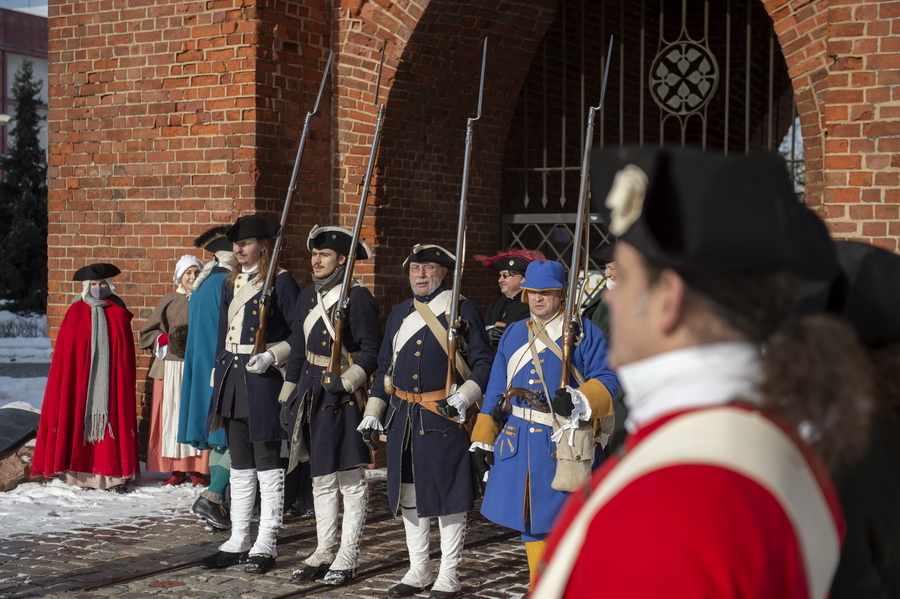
[758,314,873,477]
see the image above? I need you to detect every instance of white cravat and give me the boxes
[618,341,763,433]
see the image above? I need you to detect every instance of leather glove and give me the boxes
[357,416,384,452]
[321,372,352,395]
[552,387,575,418]
[436,392,468,423]
[246,350,275,374]
[279,402,291,432]
[472,446,494,480]
[487,325,505,346]
[552,385,592,420]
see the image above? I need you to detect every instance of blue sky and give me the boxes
[0,0,47,17]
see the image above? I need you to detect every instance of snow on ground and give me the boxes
[0,471,200,539]
[0,379,47,412]
[0,338,51,364]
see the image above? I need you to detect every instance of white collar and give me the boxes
[241,264,259,274]
[618,341,762,433]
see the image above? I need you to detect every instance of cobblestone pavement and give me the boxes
[0,479,530,598]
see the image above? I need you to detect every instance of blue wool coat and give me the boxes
[178,266,228,449]
[284,283,382,477]
[207,269,300,442]
[478,315,619,537]
[369,286,494,518]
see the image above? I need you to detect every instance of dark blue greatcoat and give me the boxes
[369,285,494,518]
[207,269,300,442]
[284,284,382,478]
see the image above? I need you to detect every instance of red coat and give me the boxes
[32,298,139,479]
[535,405,844,599]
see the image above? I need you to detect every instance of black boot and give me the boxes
[192,496,231,531]
[244,554,276,574]
[323,568,357,585]
[199,550,248,569]
[291,562,331,581]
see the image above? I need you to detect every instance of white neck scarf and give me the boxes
[618,341,762,433]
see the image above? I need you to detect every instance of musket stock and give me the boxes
[253,50,334,356]
[560,36,613,388]
[445,37,488,397]
[323,41,386,386]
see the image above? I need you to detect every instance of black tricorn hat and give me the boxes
[194,225,232,254]
[590,146,838,282]
[832,241,900,346]
[403,244,456,270]
[73,263,121,281]
[590,242,617,265]
[226,215,281,242]
[307,225,372,260]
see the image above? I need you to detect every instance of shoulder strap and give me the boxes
[413,299,472,380]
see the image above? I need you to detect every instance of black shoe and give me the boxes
[191,496,231,531]
[244,554,276,574]
[429,591,458,599]
[291,562,332,581]
[199,550,248,569]
[388,583,428,598]
[323,568,357,585]
[107,484,128,494]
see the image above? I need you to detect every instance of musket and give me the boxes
[253,50,334,356]
[445,38,488,397]
[560,37,613,388]
[322,41,386,387]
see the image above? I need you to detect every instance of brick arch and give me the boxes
[332,0,559,309]
[760,0,831,215]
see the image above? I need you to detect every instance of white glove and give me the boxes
[356,416,384,433]
[246,351,275,374]
[567,385,592,421]
[447,392,469,424]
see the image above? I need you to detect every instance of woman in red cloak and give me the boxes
[31,263,139,493]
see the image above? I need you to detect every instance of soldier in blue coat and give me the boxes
[358,244,493,599]
[469,259,620,589]
[179,225,234,531]
[201,215,300,575]
[281,226,383,586]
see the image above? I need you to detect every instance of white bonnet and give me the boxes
[174,254,204,284]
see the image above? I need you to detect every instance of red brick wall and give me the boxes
[47,0,332,438]
[765,0,900,251]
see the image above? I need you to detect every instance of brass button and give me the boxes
[349,401,355,406]
[220,360,225,364]
[412,374,418,380]
[249,337,254,342]
[310,298,315,302]
[321,341,326,346]
[250,327,255,331]
[252,311,257,315]
[419,430,424,435]
[254,300,258,304]
[414,351,420,357]
[308,308,312,313]
[414,387,419,392]
[416,340,422,345]
[321,330,327,335]
[231,326,235,330]
[334,409,339,415]
[234,356,239,360]
[233,363,238,368]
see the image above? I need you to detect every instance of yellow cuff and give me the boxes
[470,412,500,446]
[578,378,613,418]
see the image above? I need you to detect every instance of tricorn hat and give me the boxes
[307,225,372,260]
[194,225,232,254]
[590,242,617,266]
[474,248,546,272]
[226,215,281,242]
[73,263,121,282]
[590,146,838,282]
[403,244,456,270]
[831,241,900,346]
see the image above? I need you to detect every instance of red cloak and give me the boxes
[31,298,139,479]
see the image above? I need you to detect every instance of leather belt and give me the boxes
[394,388,451,420]
[512,404,555,426]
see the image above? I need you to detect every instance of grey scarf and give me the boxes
[313,264,346,293]
[73,293,113,444]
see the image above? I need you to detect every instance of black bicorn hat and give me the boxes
[590,242,617,266]
[402,244,456,270]
[473,248,546,272]
[590,146,839,282]
[307,225,373,260]
[226,215,281,242]
[73,263,121,281]
[830,241,900,346]
[193,225,232,254]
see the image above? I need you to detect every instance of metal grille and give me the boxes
[500,0,804,250]
[501,213,614,272]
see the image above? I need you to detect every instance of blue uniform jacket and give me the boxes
[283,283,382,477]
[479,315,619,536]
[207,269,300,443]
[369,286,494,517]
